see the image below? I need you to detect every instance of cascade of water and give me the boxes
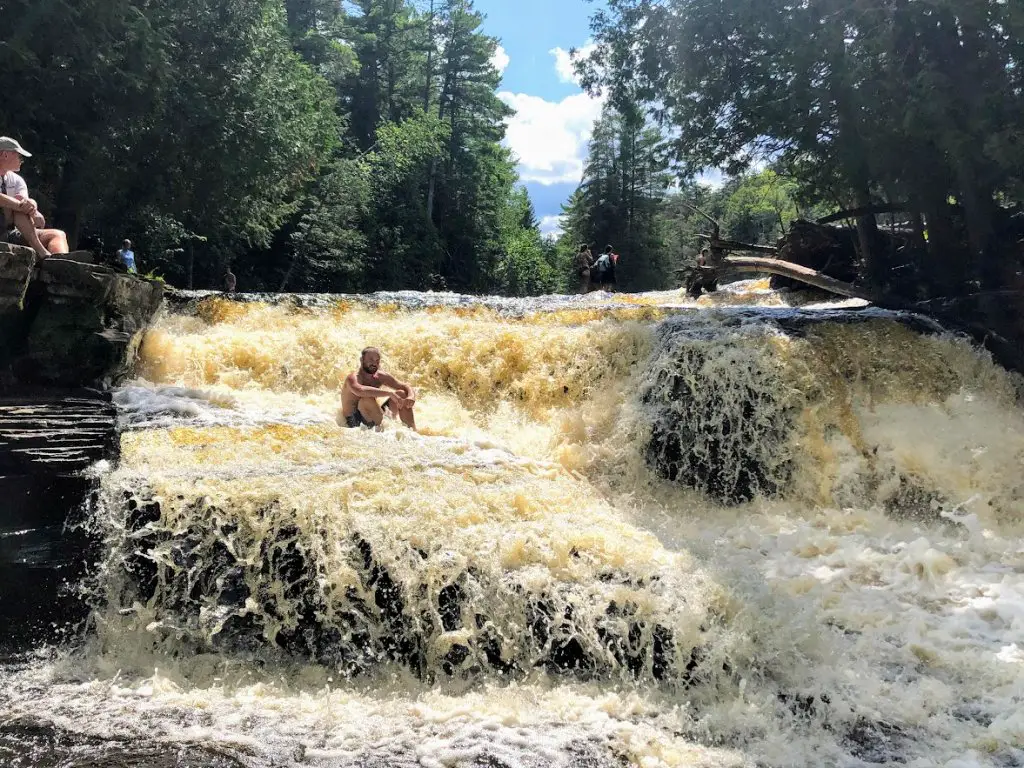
[3,286,1023,767]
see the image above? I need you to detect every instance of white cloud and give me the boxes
[491,45,510,76]
[550,43,597,86]
[498,43,607,187]
[539,215,564,238]
[499,89,605,186]
[696,168,725,188]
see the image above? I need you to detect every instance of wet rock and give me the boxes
[0,244,163,389]
[114,506,692,686]
[843,718,909,765]
[0,719,246,768]
[778,692,830,720]
[652,625,676,681]
[438,582,465,632]
[883,476,957,528]
[0,390,116,651]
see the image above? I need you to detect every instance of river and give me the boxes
[2,283,1022,767]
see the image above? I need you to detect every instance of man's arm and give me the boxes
[0,194,34,216]
[377,373,416,403]
[1,175,35,217]
[345,373,400,401]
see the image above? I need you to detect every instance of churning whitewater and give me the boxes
[2,284,1023,767]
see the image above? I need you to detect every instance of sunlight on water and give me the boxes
[2,286,1023,767]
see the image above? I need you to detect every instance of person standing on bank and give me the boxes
[592,245,620,292]
[223,267,237,293]
[575,244,594,294]
[341,347,417,431]
[0,137,70,259]
[117,240,137,273]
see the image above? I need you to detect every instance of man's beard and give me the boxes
[362,366,378,375]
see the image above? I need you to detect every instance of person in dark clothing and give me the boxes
[592,245,619,291]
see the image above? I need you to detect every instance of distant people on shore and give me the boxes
[575,244,594,294]
[340,347,417,432]
[118,239,137,273]
[591,245,619,292]
[0,137,70,259]
[223,268,237,293]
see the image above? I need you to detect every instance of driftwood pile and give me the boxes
[679,206,1024,375]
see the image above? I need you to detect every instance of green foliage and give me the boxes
[1,0,548,296]
[493,188,561,296]
[720,171,801,246]
[1,0,339,288]
[286,157,371,291]
[554,102,673,291]
[579,0,1024,294]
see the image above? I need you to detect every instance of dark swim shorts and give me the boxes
[345,410,371,429]
[344,399,391,429]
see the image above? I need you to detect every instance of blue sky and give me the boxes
[474,0,606,235]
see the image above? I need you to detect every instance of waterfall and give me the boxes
[3,286,1023,767]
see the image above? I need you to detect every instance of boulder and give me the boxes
[0,244,164,389]
[0,245,35,364]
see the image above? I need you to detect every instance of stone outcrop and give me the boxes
[1,243,162,650]
[0,390,115,649]
[0,243,164,390]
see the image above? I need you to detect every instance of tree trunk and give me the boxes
[712,255,879,303]
[423,0,434,110]
[54,156,83,250]
[824,30,881,286]
[279,253,299,293]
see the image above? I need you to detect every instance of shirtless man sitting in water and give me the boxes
[341,347,417,431]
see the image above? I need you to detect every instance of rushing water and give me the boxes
[2,283,1023,767]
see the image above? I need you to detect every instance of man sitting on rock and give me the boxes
[340,347,417,431]
[0,136,69,259]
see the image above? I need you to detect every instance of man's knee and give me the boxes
[39,229,69,251]
[357,398,383,425]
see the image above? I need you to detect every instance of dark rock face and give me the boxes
[643,316,799,505]
[0,246,35,366]
[0,719,247,768]
[642,309,955,505]
[0,391,117,650]
[0,244,163,389]
[0,244,156,650]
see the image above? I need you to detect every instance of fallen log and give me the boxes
[708,255,876,302]
[682,204,1024,374]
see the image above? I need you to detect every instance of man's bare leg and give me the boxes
[396,405,416,431]
[38,229,69,254]
[357,398,386,429]
[11,212,50,258]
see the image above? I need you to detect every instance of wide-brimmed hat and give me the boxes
[0,137,32,157]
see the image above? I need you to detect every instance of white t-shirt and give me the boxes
[1,171,29,225]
